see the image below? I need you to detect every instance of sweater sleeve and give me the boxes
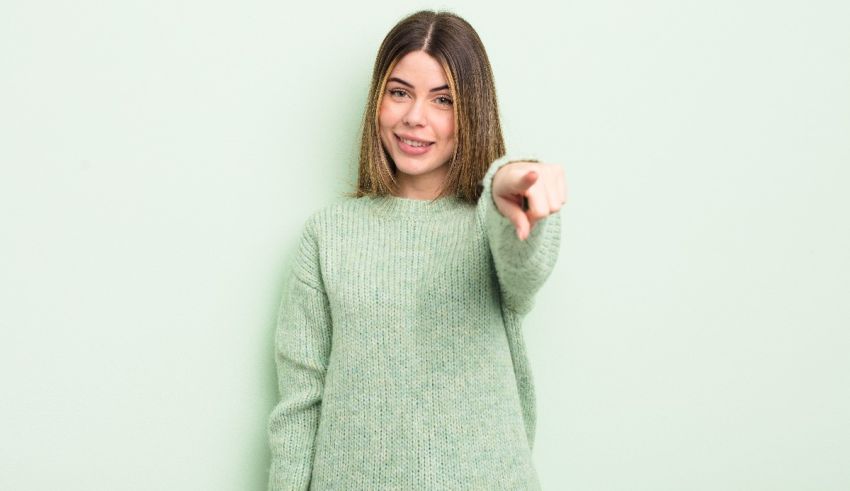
[476,154,563,316]
[267,217,332,491]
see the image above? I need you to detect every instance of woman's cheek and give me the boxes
[439,115,454,138]
[378,102,394,123]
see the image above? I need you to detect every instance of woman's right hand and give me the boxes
[492,161,567,240]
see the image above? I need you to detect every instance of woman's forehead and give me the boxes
[389,51,448,87]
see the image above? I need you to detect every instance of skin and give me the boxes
[378,50,567,240]
[379,50,457,200]
[492,161,567,241]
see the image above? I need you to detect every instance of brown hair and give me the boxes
[346,10,506,204]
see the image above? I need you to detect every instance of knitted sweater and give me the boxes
[267,155,562,490]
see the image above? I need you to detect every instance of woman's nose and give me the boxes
[403,100,425,126]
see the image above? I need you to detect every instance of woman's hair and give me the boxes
[347,10,506,204]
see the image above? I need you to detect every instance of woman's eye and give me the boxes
[387,88,451,106]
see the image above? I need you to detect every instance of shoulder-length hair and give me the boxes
[346,10,506,204]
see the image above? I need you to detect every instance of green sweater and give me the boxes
[267,155,562,490]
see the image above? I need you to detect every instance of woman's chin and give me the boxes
[395,161,436,176]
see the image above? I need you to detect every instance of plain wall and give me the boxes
[1,1,848,489]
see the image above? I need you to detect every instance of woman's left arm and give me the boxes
[475,154,567,316]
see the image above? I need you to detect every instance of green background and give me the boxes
[1,1,848,489]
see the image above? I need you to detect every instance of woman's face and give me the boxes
[378,50,456,198]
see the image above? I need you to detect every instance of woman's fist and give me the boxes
[492,161,567,241]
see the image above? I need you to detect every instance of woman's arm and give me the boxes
[267,217,331,491]
[475,154,565,316]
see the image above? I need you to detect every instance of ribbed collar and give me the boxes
[364,194,469,219]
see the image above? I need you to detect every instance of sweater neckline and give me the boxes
[365,194,469,219]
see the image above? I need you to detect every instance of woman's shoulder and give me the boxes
[301,195,372,234]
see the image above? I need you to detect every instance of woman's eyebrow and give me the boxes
[388,77,449,92]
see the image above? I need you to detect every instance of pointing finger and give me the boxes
[511,170,538,195]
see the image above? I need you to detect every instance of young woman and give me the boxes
[268,10,566,490]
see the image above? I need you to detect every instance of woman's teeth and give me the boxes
[399,136,432,147]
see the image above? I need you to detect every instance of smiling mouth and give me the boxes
[395,134,434,148]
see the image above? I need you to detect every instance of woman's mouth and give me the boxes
[395,134,434,155]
